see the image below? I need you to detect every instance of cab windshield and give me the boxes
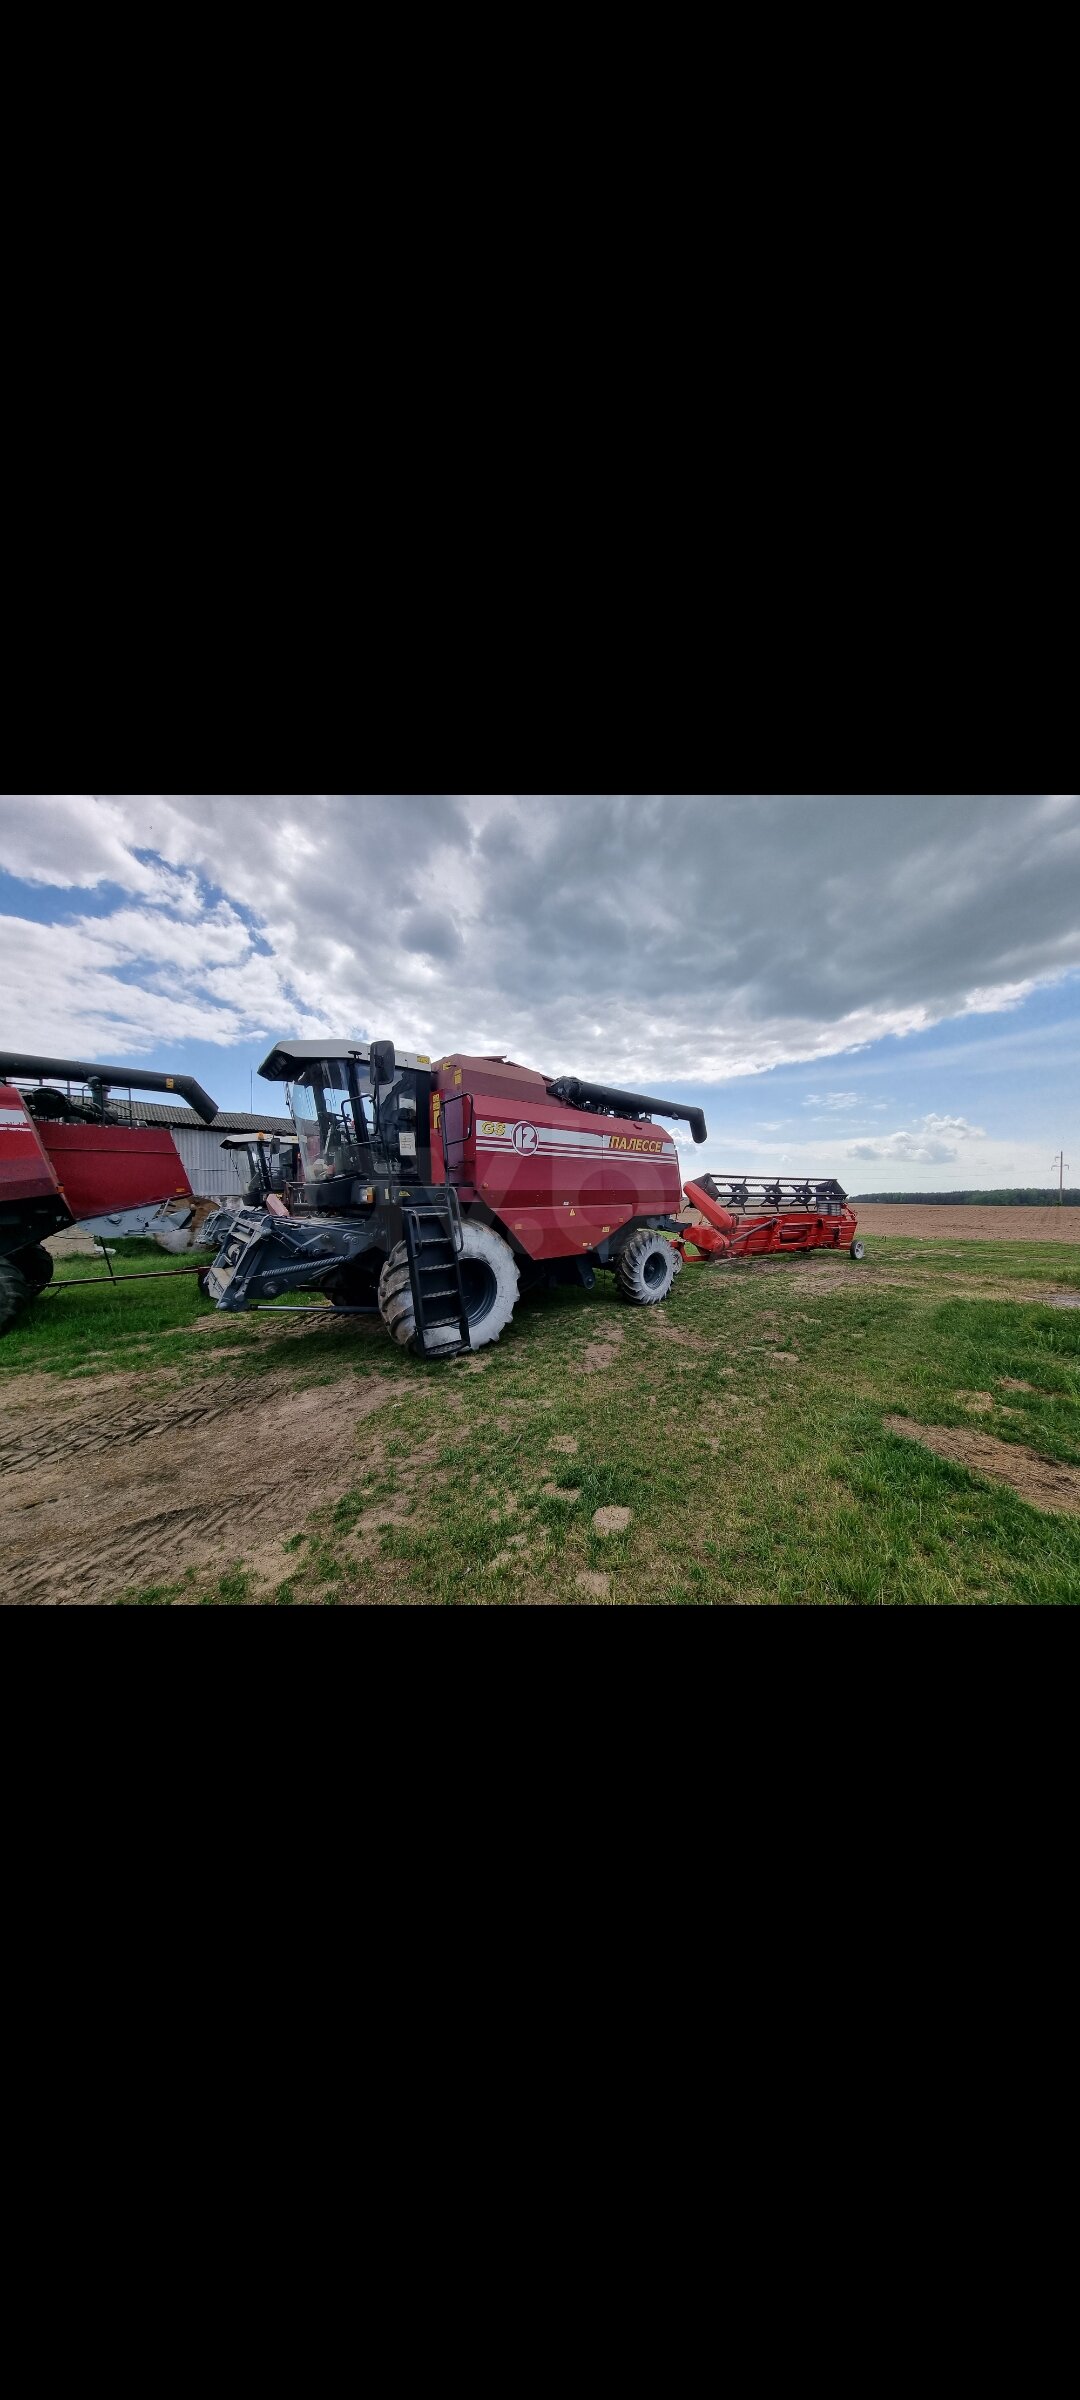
[290,1061,371,1182]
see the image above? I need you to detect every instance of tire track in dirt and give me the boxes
[5,1493,289,1605]
[1,1370,400,1605]
[884,1415,1080,1515]
[0,1377,270,1473]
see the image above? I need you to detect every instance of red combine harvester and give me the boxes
[0,1051,218,1334]
[204,1038,859,1360]
[205,1041,707,1353]
[676,1173,863,1264]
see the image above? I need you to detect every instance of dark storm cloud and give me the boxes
[403,795,1080,1078]
[2,794,1078,1080]
[399,906,464,963]
[471,795,1080,1022]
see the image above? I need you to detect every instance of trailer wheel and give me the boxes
[378,1223,520,1357]
[616,1231,679,1305]
[0,1257,31,1335]
[850,1238,865,1261]
[14,1245,54,1293]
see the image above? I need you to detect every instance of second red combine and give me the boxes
[0,1049,218,1335]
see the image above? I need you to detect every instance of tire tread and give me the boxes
[615,1230,677,1306]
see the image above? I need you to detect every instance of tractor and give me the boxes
[204,1040,707,1357]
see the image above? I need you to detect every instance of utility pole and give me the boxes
[1051,1151,1069,1204]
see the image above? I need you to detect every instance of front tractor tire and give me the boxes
[616,1230,680,1305]
[378,1222,520,1358]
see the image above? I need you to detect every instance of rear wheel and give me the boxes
[850,1238,865,1261]
[14,1244,54,1293]
[616,1231,679,1304]
[378,1223,520,1357]
[0,1258,31,1335]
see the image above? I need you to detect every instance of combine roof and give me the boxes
[258,1039,433,1080]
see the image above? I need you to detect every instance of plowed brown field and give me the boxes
[853,1205,1080,1242]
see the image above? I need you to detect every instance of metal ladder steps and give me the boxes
[402,1202,471,1354]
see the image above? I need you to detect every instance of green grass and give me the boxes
[199,1242,1080,1606]
[0,1242,220,1378]
[846,1235,1080,1288]
[2,1239,404,1390]
[0,1241,306,1382]
[10,1234,1080,1603]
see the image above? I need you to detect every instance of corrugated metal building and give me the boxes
[125,1104,296,1198]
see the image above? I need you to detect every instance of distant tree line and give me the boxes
[852,1189,1080,1206]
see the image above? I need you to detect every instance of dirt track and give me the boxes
[0,1361,399,1605]
[853,1205,1080,1242]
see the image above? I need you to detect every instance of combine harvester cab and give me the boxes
[198,1132,300,1258]
[204,1040,708,1359]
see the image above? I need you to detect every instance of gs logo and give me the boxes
[512,1123,539,1154]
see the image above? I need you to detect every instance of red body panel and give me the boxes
[39,1122,191,1218]
[0,1084,61,1204]
[435,1056,682,1259]
[1,1083,192,1223]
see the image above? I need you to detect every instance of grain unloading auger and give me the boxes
[677,1173,864,1263]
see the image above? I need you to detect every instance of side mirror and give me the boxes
[370,1040,396,1085]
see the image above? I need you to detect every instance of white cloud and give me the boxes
[72,903,252,971]
[1,793,1079,1081]
[0,914,292,1057]
[0,796,202,908]
[846,1113,987,1165]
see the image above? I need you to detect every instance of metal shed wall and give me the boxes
[169,1128,252,1198]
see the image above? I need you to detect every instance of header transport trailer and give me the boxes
[677,1174,864,1262]
[0,1051,218,1334]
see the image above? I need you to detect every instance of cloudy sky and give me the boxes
[1,793,1077,1190]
